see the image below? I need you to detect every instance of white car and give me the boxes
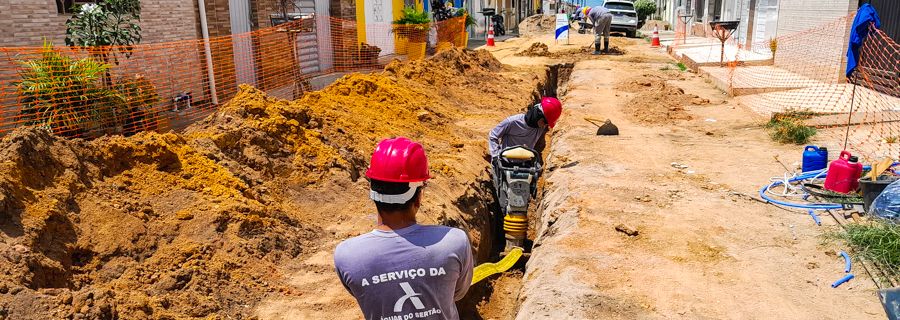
[604,0,638,37]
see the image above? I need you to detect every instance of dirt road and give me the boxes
[482,32,885,319]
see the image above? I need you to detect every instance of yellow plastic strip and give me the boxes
[471,247,523,285]
[356,0,366,44]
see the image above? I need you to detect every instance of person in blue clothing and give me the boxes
[587,5,613,54]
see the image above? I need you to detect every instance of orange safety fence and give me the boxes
[0,16,467,138]
[670,13,900,161]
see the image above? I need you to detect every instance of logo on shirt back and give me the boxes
[393,282,425,312]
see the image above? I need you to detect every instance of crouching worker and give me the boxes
[487,98,562,249]
[488,97,563,193]
[334,137,474,320]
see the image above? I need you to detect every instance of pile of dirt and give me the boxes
[615,74,709,125]
[384,47,543,118]
[385,47,503,87]
[640,20,671,31]
[522,40,629,61]
[0,48,543,318]
[518,14,559,37]
[516,42,551,57]
[0,127,315,319]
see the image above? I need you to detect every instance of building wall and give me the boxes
[0,0,77,47]
[0,0,202,47]
[774,0,855,83]
[864,0,900,44]
[142,0,202,43]
[0,0,207,129]
[775,0,854,36]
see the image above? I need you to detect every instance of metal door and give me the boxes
[752,0,778,48]
[296,0,321,73]
[229,0,257,86]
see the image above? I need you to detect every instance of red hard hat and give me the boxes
[540,97,562,128]
[365,137,431,183]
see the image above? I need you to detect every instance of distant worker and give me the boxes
[334,137,474,320]
[573,6,591,34]
[587,5,613,54]
[487,97,562,191]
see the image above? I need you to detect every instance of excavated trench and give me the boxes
[0,50,570,318]
[459,63,573,319]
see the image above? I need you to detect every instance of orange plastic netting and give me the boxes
[671,14,900,161]
[0,16,466,138]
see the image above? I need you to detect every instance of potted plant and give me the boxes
[393,7,431,60]
[769,38,778,61]
[456,8,476,48]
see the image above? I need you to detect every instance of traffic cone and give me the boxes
[651,26,661,48]
[487,25,495,47]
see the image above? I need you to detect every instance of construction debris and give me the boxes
[615,224,640,237]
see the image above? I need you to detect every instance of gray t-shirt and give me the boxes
[334,224,474,320]
[488,114,548,158]
[588,5,612,23]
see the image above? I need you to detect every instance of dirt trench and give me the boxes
[0,48,563,319]
[458,63,574,320]
[496,36,885,319]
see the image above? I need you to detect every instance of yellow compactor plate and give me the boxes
[471,247,523,285]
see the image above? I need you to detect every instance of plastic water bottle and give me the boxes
[802,146,828,172]
[824,151,863,193]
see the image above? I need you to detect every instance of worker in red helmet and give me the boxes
[487,97,562,190]
[334,137,474,320]
[488,97,562,161]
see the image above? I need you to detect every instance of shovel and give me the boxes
[585,117,619,135]
[471,247,523,284]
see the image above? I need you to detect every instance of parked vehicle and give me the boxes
[604,0,638,37]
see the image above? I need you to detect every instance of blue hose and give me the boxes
[840,250,852,273]
[808,209,822,226]
[831,273,855,288]
[758,169,843,210]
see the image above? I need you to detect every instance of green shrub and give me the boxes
[15,41,123,137]
[836,221,900,271]
[114,74,161,135]
[16,41,161,137]
[766,110,817,144]
[634,0,657,22]
[457,8,476,28]
[394,7,431,25]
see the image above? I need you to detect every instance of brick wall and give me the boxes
[0,0,210,129]
[0,0,71,47]
[141,0,201,43]
[0,0,202,47]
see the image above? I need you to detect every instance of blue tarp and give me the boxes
[846,4,881,78]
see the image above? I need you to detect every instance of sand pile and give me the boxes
[640,20,671,31]
[518,15,559,37]
[0,48,543,318]
[385,48,503,87]
[517,42,551,57]
[0,128,313,319]
[615,74,709,124]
